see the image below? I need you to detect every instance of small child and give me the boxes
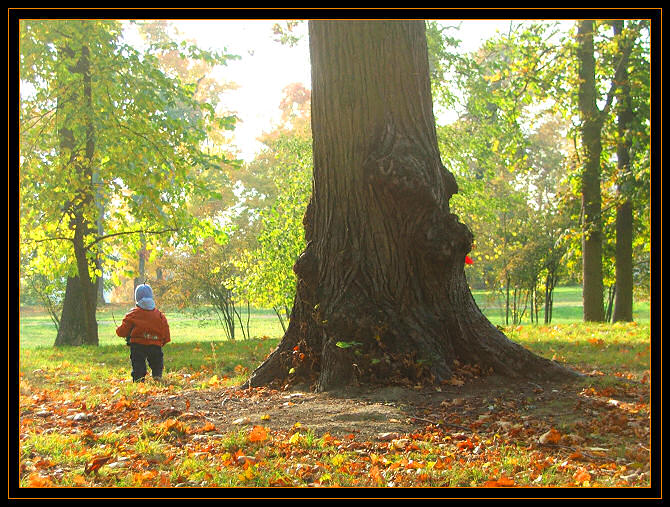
[116,284,170,382]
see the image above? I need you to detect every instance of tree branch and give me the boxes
[84,226,179,250]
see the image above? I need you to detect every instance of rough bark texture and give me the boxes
[246,20,576,392]
[577,20,605,322]
[612,20,634,323]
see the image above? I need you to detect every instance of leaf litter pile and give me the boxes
[19,357,651,489]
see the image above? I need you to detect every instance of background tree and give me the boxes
[19,19,237,346]
[607,20,650,322]
[246,20,574,392]
[235,83,312,332]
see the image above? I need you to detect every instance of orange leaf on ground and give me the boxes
[27,472,53,488]
[539,428,562,445]
[71,475,88,486]
[484,477,515,487]
[369,465,383,484]
[84,455,113,475]
[189,421,216,434]
[574,468,591,484]
[133,470,158,484]
[457,438,475,450]
[248,425,269,443]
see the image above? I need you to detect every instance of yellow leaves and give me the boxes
[237,464,256,482]
[331,453,347,467]
[484,71,503,83]
[288,432,304,445]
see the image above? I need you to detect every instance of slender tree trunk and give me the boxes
[55,276,89,346]
[94,170,106,305]
[577,20,605,322]
[505,275,511,325]
[605,284,616,323]
[246,21,576,392]
[54,42,99,346]
[612,20,635,322]
[72,214,99,346]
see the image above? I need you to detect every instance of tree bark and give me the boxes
[246,21,576,392]
[54,42,100,346]
[612,20,635,322]
[55,275,97,346]
[577,20,605,322]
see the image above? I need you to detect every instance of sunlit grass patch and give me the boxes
[504,322,650,377]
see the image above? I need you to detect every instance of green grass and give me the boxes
[471,285,650,325]
[19,305,284,350]
[19,285,650,350]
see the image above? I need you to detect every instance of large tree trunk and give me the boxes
[577,20,605,322]
[246,21,575,392]
[612,20,634,322]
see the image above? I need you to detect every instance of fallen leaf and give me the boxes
[483,476,515,487]
[71,474,88,486]
[369,465,383,484]
[248,425,269,443]
[539,428,562,445]
[84,455,113,475]
[378,432,401,441]
[574,468,591,484]
[133,470,158,484]
[27,472,53,488]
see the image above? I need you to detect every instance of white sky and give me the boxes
[131,19,573,162]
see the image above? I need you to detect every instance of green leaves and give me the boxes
[335,341,363,349]
[20,19,242,302]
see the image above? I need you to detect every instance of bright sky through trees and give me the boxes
[124,19,572,162]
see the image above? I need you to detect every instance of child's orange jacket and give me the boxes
[115,307,171,346]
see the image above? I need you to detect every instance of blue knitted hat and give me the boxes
[135,284,156,310]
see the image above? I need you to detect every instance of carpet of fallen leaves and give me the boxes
[18,359,652,490]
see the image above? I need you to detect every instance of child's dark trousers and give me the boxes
[129,343,163,382]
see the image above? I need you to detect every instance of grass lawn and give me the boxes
[471,286,651,325]
[19,286,651,350]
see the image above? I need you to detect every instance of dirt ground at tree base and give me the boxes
[141,372,649,449]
